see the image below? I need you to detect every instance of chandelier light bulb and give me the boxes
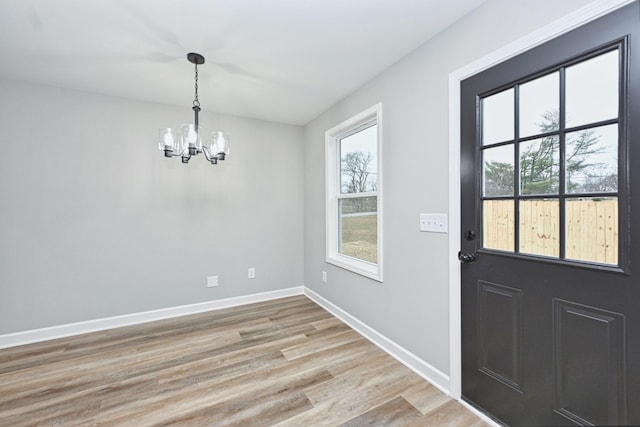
[158,128,178,155]
[212,131,230,157]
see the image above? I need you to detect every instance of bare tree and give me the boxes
[484,110,612,195]
[340,151,377,214]
[341,151,376,193]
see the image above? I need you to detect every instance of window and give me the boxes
[325,103,383,281]
[481,46,623,266]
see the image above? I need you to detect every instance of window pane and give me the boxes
[566,124,618,193]
[483,200,514,252]
[340,125,377,194]
[339,197,377,263]
[483,145,514,196]
[519,199,559,257]
[519,72,559,138]
[482,88,514,145]
[520,136,559,195]
[566,197,618,265]
[566,50,619,127]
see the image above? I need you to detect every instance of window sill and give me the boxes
[326,254,383,282]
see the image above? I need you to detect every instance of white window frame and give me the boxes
[325,103,383,282]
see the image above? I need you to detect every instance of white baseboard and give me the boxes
[0,286,305,349]
[303,287,451,394]
[1,285,499,422]
[1,285,450,397]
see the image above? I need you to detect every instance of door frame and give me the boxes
[447,0,635,401]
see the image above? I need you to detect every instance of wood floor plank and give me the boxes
[311,316,344,330]
[408,400,491,427]
[338,396,424,426]
[280,328,363,360]
[160,370,331,426]
[0,295,488,426]
[0,329,243,403]
[280,353,425,425]
[401,380,452,415]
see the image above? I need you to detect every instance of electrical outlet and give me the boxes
[248,268,256,279]
[322,271,327,283]
[207,276,219,287]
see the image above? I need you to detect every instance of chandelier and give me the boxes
[158,53,230,165]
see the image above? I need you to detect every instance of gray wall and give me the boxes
[0,0,600,378]
[0,79,304,334]
[304,0,593,375]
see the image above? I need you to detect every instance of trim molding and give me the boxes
[325,103,384,282]
[447,0,635,401]
[2,284,451,391]
[0,287,305,349]
[1,284,451,398]
[304,287,450,393]
[1,283,500,423]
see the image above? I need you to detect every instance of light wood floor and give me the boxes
[0,296,489,426]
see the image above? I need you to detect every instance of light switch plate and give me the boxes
[420,213,448,233]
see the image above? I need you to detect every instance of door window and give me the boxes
[481,47,622,265]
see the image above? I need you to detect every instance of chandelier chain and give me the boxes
[193,63,200,108]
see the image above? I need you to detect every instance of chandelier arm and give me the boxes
[201,145,219,164]
[165,146,186,158]
[170,143,187,161]
[201,145,211,160]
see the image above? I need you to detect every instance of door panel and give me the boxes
[460,3,640,426]
[478,281,523,391]
[553,299,626,426]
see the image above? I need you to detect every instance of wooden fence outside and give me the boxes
[483,198,618,264]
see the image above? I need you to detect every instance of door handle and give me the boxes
[458,251,476,263]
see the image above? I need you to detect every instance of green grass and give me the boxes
[340,214,377,264]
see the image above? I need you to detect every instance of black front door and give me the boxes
[460,3,640,426]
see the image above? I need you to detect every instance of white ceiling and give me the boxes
[0,0,484,125]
